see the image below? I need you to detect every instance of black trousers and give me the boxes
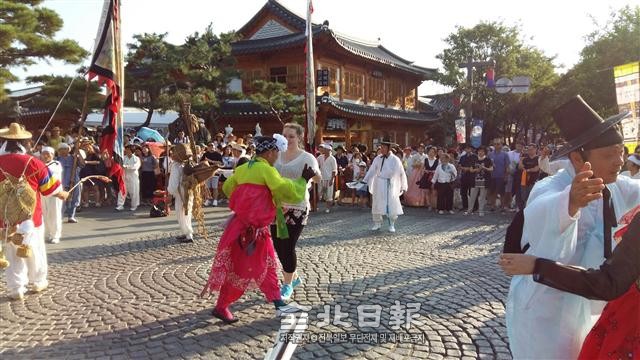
[271,223,305,273]
[436,182,454,211]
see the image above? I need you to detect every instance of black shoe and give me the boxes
[178,237,194,243]
[176,235,187,241]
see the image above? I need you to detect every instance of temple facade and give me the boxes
[221,0,440,149]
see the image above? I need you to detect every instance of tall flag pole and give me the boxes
[89,0,125,196]
[304,0,316,149]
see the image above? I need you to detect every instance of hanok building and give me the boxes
[221,0,440,149]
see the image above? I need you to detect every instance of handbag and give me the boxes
[417,171,433,189]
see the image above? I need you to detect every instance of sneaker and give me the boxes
[463,211,470,215]
[115,206,124,211]
[280,284,293,300]
[324,208,330,213]
[50,238,60,244]
[371,223,382,231]
[95,203,102,208]
[438,210,444,215]
[68,218,78,224]
[204,199,211,207]
[479,212,485,217]
[212,307,239,324]
[82,203,89,208]
[449,210,455,215]
[212,199,218,207]
[291,277,303,289]
[130,207,137,212]
[389,225,396,233]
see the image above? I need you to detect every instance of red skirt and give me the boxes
[201,184,280,298]
[578,284,640,360]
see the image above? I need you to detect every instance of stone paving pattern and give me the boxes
[1,206,514,359]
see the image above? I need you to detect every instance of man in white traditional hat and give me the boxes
[40,147,64,244]
[0,123,68,300]
[316,143,337,213]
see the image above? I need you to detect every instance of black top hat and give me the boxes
[380,137,398,147]
[550,95,629,160]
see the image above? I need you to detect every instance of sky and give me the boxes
[7,0,636,95]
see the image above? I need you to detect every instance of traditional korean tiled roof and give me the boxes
[238,0,308,36]
[219,100,291,116]
[233,0,437,79]
[325,99,440,123]
[219,99,440,123]
[421,94,460,114]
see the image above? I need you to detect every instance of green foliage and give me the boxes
[249,80,304,124]
[158,25,240,122]
[556,5,640,117]
[125,32,179,126]
[26,74,104,116]
[437,21,559,144]
[0,0,88,101]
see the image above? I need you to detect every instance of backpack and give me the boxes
[503,209,530,253]
[0,164,37,227]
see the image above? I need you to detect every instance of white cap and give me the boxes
[273,133,288,152]
[319,143,332,150]
[41,146,55,154]
[628,154,640,166]
[58,143,70,150]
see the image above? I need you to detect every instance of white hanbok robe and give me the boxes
[42,160,63,241]
[363,154,408,218]
[167,162,193,239]
[506,166,640,359]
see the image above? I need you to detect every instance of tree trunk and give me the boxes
[138,108,154,129]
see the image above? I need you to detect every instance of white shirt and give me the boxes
[122,154,141,175]
[275,151,320,210]
[431,163,458,183]
[317,154,338,181]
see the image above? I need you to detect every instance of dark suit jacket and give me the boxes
[533,213,640,301]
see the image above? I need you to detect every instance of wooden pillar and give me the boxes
[345,119,351,149]
[339,65,345,102]
[316,107,326,146]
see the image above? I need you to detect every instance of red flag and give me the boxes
[89,0,125,195]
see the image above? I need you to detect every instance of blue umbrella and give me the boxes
[137,127,165,143]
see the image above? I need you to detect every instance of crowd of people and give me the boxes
[2,95,639,358]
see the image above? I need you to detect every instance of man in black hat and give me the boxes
[362,138,408,233]
[505,96,640,359]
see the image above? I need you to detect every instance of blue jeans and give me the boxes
[63,185,81,219]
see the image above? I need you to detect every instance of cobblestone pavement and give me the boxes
[1,205,514,359]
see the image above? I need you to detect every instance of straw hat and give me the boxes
[172,143,192,162]
[0,123,32,140]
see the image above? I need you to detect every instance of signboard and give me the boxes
[614,61,640,148]
[317,69,329,87]
[326,118,347,131]
[470,119,484,148]
[455,118,466,143]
